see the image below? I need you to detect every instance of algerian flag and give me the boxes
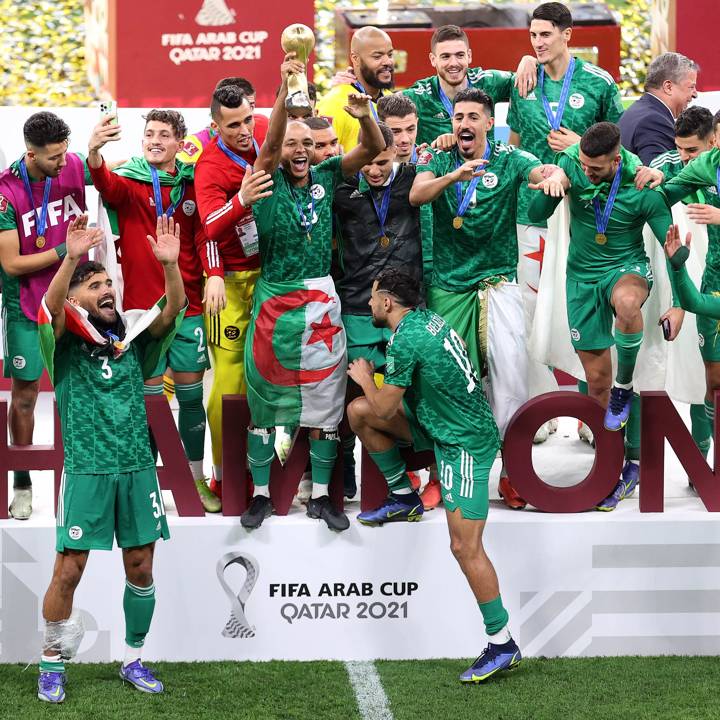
[38,294,183,384]
[245,275,347,428]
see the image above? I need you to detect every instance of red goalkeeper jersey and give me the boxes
[194,123,268,276]
[90,160,205,316]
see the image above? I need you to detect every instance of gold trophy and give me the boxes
[281,24,316,118]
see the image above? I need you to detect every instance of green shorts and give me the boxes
[148,314,210,378]
[56,466,170,552]
[2,311,44,381]
[566,262,653,351]
[343,314,392,368]
[697,276,720,362]
[402,400,495,520]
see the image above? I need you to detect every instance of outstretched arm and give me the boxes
[44,215,104,338]
[147,215,187,338]
[340,94,386,176]
[254,52,306,176]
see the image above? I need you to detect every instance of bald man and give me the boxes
[317,27,394,151]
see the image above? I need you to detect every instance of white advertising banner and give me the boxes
[3,506,720,663]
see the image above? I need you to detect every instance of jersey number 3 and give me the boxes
[100,356,113,379]
[443,329,477,393]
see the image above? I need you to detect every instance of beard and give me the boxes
[360,62,394,91]
[89,311,125,339]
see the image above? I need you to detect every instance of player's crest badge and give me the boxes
[482,172,498,189]
[0,195,7,213]
[311,184,325,200]
[569,93,585,109]
[182,200,196,216]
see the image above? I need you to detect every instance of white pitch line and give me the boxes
[345,660,395,720]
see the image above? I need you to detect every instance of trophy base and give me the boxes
[285,93,313,118]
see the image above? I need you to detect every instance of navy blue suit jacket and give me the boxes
[618,93,675,166]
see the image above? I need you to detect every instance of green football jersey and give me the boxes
[254,156,344,282]
[384,307,500,457]
[402,68,514,147]
[653,149,720,283]
[417,141,541,291]
[665,148,720,204]
[527,148,673,282]
[53,330,160,474]
[507,57,624,226]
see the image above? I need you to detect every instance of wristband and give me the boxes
[55,243,67,259]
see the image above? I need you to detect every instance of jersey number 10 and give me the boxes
[443,329,478,393]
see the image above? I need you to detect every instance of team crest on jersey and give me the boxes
[69,526,83,540]
[482,172,498,189]
[182,199,196,216]
[0,195,7,213]
[569,93,585,109]
[224,325,240,340]
[311,184,325,200]
[182,141,199,157]
[417,150,433,166]
[12,355,26,369]
[570,328,581,342]
[699,334,706,348]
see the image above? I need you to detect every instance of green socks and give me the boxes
[369,446,411,494]
[39,654,65,673]
[478,595,509,636]
[624,393,641,461]
[614,330,643,386]
[309,437,338,492]
[175,381,206,462]
[691,403,712,457]
[342,433,356,469]
[123,581,156,648]
[13,469,31,490]
[247,428,275,490]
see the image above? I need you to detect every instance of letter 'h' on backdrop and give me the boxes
[3,393,720,516]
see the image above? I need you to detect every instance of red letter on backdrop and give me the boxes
[504,392,624,512]
[640,391,720,512]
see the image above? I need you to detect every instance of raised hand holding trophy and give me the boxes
[280,24,316,118]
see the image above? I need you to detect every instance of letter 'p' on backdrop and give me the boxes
[84,0,315,108]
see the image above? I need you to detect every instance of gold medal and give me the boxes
[379,235,390,248]
[595,233,607,245]
[35,235,46,248]
[306,232,312,243]
[453,216,463,230]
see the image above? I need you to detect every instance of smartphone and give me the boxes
[99,100,118,125]
[662,318,671,341]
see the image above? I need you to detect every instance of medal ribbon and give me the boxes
[149,164,185,218]
[351,82,382,121]
[217,137,260,170]
[410,145,418,164]
[289,170,315,237]
[19,159,52,241]
[593,161,623,237]
[454,142,491,219]
[538,57,576,131]
[370,169,395,240]
[437,83,455,119]
[716,167,720,198]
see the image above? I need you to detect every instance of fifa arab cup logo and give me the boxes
[217,552,260,638]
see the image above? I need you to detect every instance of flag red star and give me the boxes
[524,234,546,293]
[307,312,342,351]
